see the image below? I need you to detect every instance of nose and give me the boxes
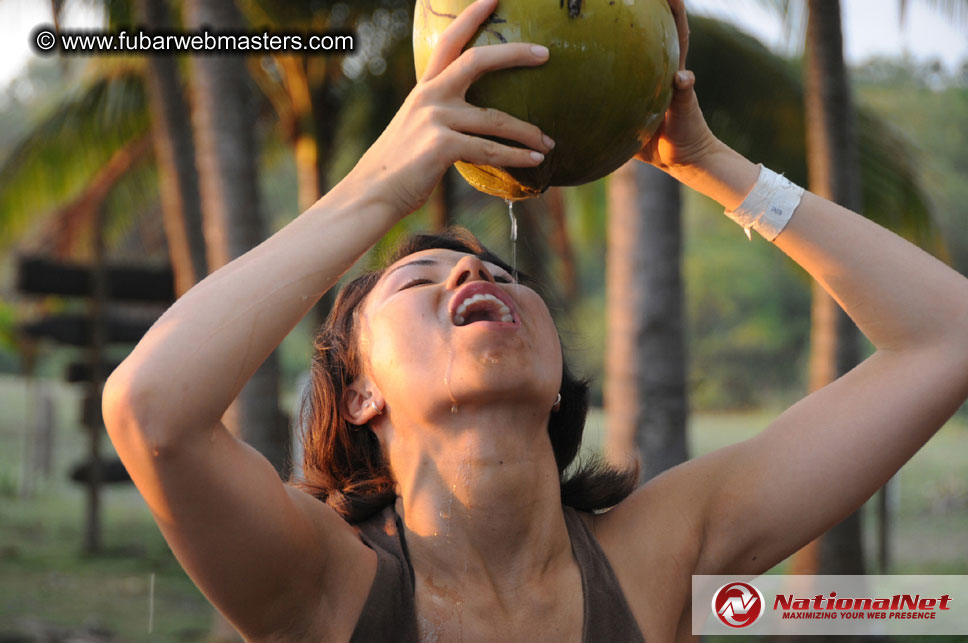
[446,255,496,290]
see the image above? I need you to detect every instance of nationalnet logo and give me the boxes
[712,582,765,628]
[773,591,952,621]
[694,575,968,636]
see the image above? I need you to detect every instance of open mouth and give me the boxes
[449,283,518,327]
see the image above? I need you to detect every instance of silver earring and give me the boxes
[367,400,383,415]
[552,393,562,412]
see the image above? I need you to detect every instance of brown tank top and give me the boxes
[349,504,646,642]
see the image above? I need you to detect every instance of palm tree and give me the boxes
[245,0,413,325]
[135,0,207,296]
[0,64,150,249]
[183,0,292,636]
[183,0,289,469]
[605,163,687,480]
[791,0,866,580]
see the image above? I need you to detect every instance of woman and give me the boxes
[103,0,968,640]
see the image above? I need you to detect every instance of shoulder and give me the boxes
[278,488,380,642]
[584,465,708,640]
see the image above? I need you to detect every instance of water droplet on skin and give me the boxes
[444,346,459,414]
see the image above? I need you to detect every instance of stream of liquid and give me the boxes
[505,199,518,282]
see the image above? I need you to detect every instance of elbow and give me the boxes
[102,368,173,455]
[102,369,139,437]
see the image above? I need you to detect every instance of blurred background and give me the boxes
[0,0,965,641]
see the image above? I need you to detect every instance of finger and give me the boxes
[671,70,700,113]
[448,105,554,153]
[667,0,689,69]
[455,132,546,168]
[673,69,696,96]
[435,42,550,95]
[421,0,499,82]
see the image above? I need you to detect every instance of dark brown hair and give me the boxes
[290,227,637,523]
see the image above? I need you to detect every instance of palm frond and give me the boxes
[26,134,153,259]
[689,16,940,249]
[0,65,150,249]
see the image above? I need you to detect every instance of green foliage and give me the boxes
[0,299,17,353]
[856,58,968,273]
[683,191,811,409]
[689,17,940,250]
[0,61,150,249]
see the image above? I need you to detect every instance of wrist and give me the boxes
[723,165,804,241]
[319,167,405,229]
[662,139,760,211]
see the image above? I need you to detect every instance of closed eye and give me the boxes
[399,278,433,290]
[495,275,513,284]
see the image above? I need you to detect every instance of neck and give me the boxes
[386,401,571,592]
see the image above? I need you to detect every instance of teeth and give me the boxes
[452,293,514,325]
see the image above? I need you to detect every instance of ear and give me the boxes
[341,377,385,426]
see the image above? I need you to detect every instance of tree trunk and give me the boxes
[83,199,108,554]
[136,0,207,297]
[184,1,289,638]
[277,56,321,213]
[308,57,343,329]
[605,161,688,482]
[546,187,580,304]
[792,0,866,583]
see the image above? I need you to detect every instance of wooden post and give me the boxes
[83,203,108,554]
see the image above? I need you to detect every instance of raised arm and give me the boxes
[102,0,553,636]
[596,0,968,598]
[662,113,968,578]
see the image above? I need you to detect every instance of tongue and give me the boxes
[464,309,498,324]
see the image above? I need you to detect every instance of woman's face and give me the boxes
[357,248,563,422]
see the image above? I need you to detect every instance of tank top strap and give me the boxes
[562,505,647,642]
[350,504,419,643]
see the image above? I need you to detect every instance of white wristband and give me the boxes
[724,165,804,241]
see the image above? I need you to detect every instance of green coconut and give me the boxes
[413,0,679,200]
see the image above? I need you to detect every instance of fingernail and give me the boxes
[542,134,555,150]
[531,45,549,58]
[676,70,691,84]
[530,151,545,162]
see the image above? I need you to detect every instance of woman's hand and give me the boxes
[349,0,554,218]
[635,0,720,172]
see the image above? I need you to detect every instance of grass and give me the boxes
[0,376,211,642]
[1,376,966,641]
